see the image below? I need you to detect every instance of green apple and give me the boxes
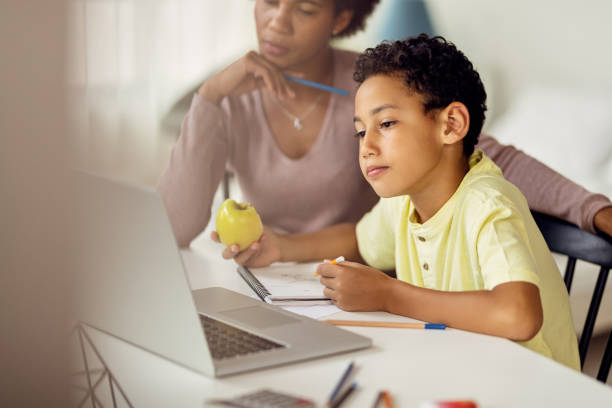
[215,199,263,251]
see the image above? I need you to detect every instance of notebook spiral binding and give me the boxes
[237,266,271,301]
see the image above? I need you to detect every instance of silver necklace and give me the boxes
[271,93,323,131]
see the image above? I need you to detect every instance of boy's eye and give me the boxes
[380,120,396,128]
[354,130,366,138]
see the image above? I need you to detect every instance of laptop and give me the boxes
[73,173,371,377]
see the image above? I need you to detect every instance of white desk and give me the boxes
[80,241,612,407]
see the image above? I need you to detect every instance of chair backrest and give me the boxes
[531,210,612,382]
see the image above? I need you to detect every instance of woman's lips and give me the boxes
[262,41,290,56]
[366,166,389,178]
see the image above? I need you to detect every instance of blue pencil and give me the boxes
[328,361,354,404]
[285,74,349,96]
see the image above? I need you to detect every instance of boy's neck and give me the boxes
[410,151,470,224]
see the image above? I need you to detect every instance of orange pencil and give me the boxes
[382,391,394,408]
[315,256,345,276]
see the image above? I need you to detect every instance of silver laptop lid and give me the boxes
[73,172,214,375]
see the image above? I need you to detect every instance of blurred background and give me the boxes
[66,0,612,196]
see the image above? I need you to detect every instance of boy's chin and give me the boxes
[371,186,402,199]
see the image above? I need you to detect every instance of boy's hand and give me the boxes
[210,226,281,268]
[316,261,393,311]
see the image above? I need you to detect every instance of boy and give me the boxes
[229,34,580,370]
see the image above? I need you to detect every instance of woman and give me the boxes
[158,0,612,256]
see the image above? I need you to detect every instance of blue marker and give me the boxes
[285,74,349,96]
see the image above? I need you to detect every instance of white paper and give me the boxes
[250,262,326,298]
[281,304,341,320]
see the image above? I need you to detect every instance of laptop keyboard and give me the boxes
[199,314,285,360]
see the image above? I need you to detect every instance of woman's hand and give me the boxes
[316,261,394,311]
[210,225,282,268]
[594,206,612,238]
[199,51,298,105]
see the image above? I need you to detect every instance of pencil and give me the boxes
[329,256,345,265]
[327,361,354,404]
[324,320,446,330]
[315,256,345,276]
[382,391,394,408]
[285,74,350,96]
[371,391,384,408]
[330,381,357,408]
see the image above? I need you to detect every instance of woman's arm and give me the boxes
[158,95,229,248]
[159,51,305,248]
[478,134,612,236]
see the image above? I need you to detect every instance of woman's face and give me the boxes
[254,0,344,69]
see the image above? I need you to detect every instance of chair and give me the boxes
[531,210,612,382]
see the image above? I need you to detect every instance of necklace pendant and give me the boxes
[293,117,303,131]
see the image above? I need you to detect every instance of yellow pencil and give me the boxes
[324,320,446,330]
[314,256,345,276]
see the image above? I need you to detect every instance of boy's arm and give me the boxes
[317,261,543,342]
[215,222,361,267]
[385,278,543,341]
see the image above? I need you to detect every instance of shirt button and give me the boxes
[423,263,429,270]
[418,236,426,242]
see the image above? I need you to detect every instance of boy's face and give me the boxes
[354,74,445,198]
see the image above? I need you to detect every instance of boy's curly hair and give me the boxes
[333,0,380,38]
[353,34,487,157]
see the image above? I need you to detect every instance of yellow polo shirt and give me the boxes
[356,151,580,370]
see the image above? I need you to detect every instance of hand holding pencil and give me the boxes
[315,258,395,312]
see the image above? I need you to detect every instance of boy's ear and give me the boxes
[441,102,470,145]
[332,9,353,36]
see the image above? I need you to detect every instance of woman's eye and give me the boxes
[380,121,396,128]
[298,7,316,15]
[354,130,366,138]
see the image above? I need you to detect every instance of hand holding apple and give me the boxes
[215,199,263,251]
[211,225,282,268]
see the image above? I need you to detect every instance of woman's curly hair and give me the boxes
[333,0,380,38]
[353,34,487,157]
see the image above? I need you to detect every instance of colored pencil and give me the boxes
[372,391,384,408]
[382,391,394,408]
[329,256,345,265]
[315,256,345,276]
[285,74,349,96]
[327,361,354,404]
[324,320,446,330]
[330,381,357,408]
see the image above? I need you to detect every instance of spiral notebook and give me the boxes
[237,262,332,306]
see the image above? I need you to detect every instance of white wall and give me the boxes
[427,0,612,123]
